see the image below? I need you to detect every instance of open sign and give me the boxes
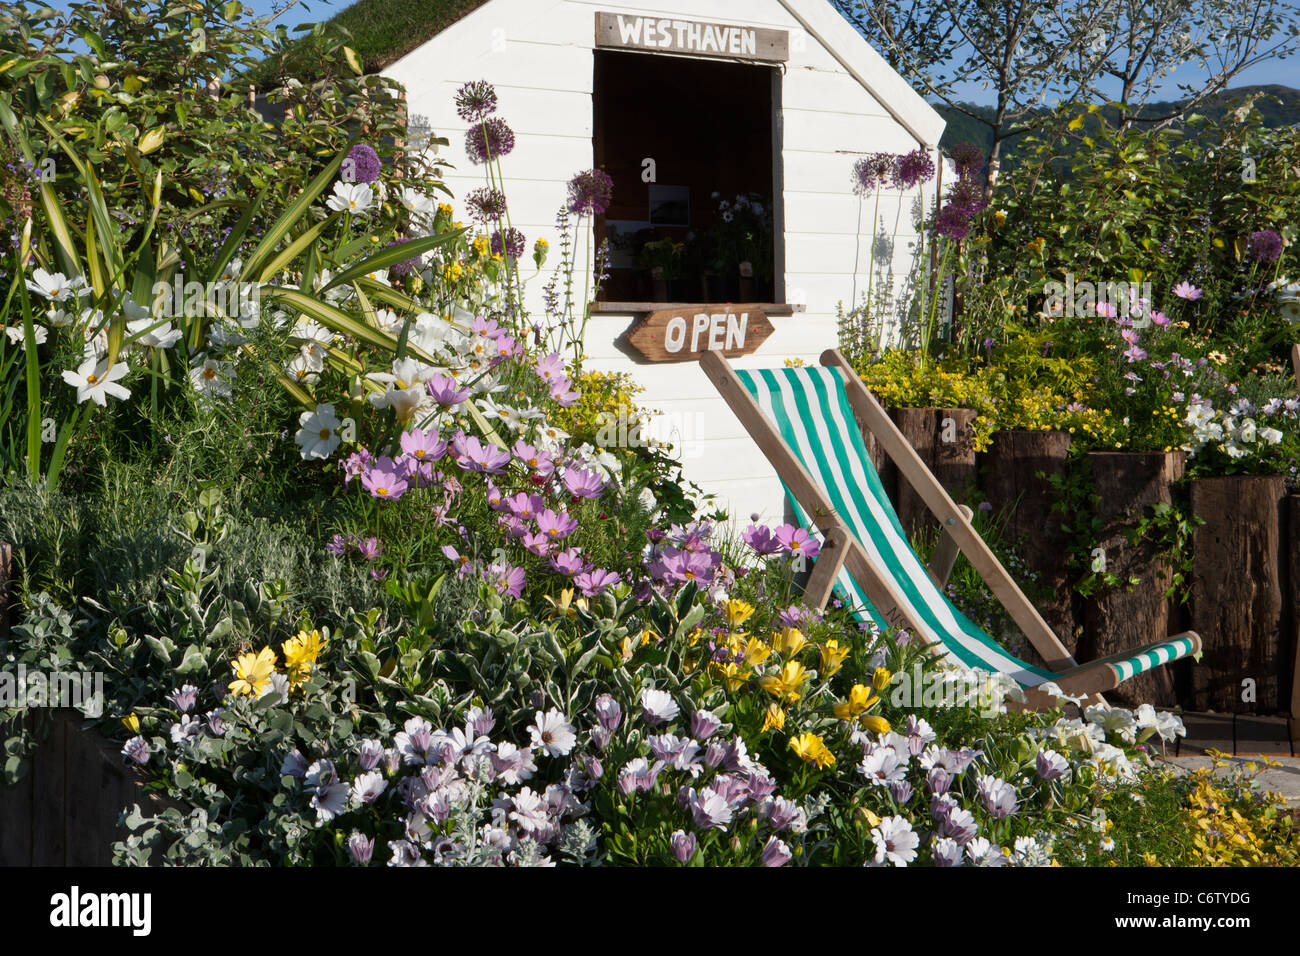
[622,305,775,362]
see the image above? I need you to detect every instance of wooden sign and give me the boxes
[595,12,789,63]
[622,305,775,362]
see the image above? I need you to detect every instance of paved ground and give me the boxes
[1156,755,1300,804]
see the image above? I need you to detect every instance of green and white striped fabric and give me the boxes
[735,365,1195,689]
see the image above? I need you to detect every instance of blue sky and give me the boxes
[46,0,1300,104]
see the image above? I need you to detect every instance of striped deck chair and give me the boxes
[701,348,1202,709]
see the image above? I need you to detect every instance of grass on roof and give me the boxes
[252,0,490,82]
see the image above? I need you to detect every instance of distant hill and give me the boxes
[935,84,1300,169]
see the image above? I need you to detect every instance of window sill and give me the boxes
[589,301,804,315]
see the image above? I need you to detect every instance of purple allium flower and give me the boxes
[383,237,421,277]
[168,684,198,714]
[934,204,972,241]
[947,176,987,216]
[347,832,375,865]
[465,116,516,164]
[760,836,793,867]
[1248,229,1283,262]
[455,79,498,122]
[566,168,615,215]
[640,688,680,725]
[121,736,150,766]
[852,152,900,195]
[490,226,526,261]
[670,829,697,863]
[948,142,985,178]
[896,148,936,188]
[466,187,508,223]
[343,143,381,185]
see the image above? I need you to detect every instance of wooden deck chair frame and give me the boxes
[701,348,1202,709]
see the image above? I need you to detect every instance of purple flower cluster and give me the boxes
[490,226,526,261]
[454,79,499,123]
[466,116,516,165]
[742,522,823,561]
[466,187,508,223]
[344,143,382,184]
[1248,229,1283,263]
[643,521,724,594]
[566,168,615,216]
[933,141,988,242]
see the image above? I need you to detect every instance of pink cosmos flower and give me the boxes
[442,545,475,578]
[1120,328,1140,344]
[361,461,409,500]
[1150,310,1170,327]
[1173,281,1202,301]
[534,352,566,384]
[575,568,621,597]
[400,428,448,462]
[549,376,580,406]
[484,560,526,598]
[504,492,546,520]
[563,466,607,499]
[520,531,552,556]
[471,316,505,340]
[549,548,587,576]
[537,508,578,540]
[775,525,822,561]
[1095,301,1117,319]
[485,481,505,510]
[452,431,511,473]
[513,440,555,476]
[340,449,374,484]
[357,536,383,560]
[1124,345,1148,362]
[426,374,469,407]
[742,524,783,555]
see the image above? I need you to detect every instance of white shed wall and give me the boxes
[383,0,944,524]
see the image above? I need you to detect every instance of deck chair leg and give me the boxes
[804,526,849,612]
[927,504,973,589]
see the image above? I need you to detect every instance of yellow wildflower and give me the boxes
[819,639,850,676]
[861,715,892,736]
[724,599,755,629]
[742,636,773,669]
[872,667,893,692]
[282,628,327,688]
[789,732,836,769]
[771,627,806,656]
[832,683,880,720]
[122,713,140,734]
[761,703,786,733]
[710,660,750,692]
[759,660,808,703]
[229,646,277,697]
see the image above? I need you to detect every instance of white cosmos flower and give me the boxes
[190,356,234,399]
[326,181,375,215]
[285,344,325,384]
[46,308,75,328]
[5,324,47,349]
[399,186,436,220]
[26,268,87,302]
[128,316,183,349]
[368,383,427,422]
[295,403,342,460]
[1260,426,1283,445]
[61,356,130,406]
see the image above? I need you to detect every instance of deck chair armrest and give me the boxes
[1051,631,1203,698]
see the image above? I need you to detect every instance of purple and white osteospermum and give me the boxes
[528,709,577,757]
[311,779,351,824]
[352,771,388,804]
[491,741,538,785]
[870,815,919,866]
[976,774,1019,819]
[357,739,385,771]
[1036,749,1070,781]
[121,736,150,765]
[280,749,308,779]
[347,833,375,865]
[640,688,680,725]
[965,837,1008,867]
[594,694,622,730]
[670,830,696,863]
[937,806,979,845]
[690,709,723,741]
[509,787,552,835]
[168,684,199,713]
[760,836,793,867]
[395,716,435,765]
[858,747,907,787]
[169,714,203,744]
[932,836,964,867]
[689,787,734,830]
[466,705,496,737]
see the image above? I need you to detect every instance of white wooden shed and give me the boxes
[380,0,946,523]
